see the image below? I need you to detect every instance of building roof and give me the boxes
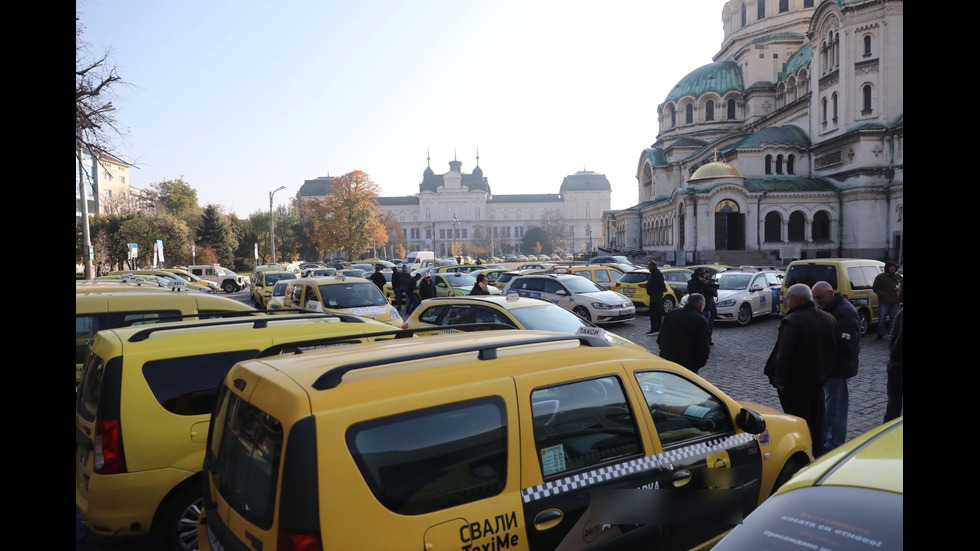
[665,61,743,103]
[419,160,491,194]
[782,43,811,78]
[559,170,611,193]
[732,125,811,149]
[299,176,334,197]
[491,194,562,203]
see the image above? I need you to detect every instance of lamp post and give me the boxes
[452,213,459,259]
[489,213,494,259]
[586,223,592,254]
[269,185,286,264]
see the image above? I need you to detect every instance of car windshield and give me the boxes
[265,273,296,285]
[510,303,591,332]
[563,277,605,294]
[718,273,751,290]
[219,268,237,277]
[271,282,289,297]
[443,274,477,287]
[318,282,388,308]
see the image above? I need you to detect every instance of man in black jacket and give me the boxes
[391,266,408,310]
[369,265,387,291]
[764,283,838,454]
[656,293,711,373]
[645,260,668,335]
[812,281,860,454]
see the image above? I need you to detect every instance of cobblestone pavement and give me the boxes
[76,301,895,550]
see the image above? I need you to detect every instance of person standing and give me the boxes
[469,273,491,295]
[656,293,711,373]
[369,265,387,291]
[418,273,437,301]
[883,279,903,422]
[392,266,409,310]
[764,283,837,454]
[812,280,861,454]
[404,273,422,314]
[687,268,719,344]
[872,261,902,340]
[645,260,668,335]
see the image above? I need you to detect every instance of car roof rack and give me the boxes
[313,332,612,390]
[126,313,366,342]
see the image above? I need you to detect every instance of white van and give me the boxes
[402,250,435,272]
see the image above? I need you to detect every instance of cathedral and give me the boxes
[607,0,903,266]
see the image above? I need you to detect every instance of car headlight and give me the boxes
[591,302,613,310]
[716,298,736,307]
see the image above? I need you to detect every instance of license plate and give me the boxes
[619,310,630,316]
[622,289,634,295]
[78,447,88,466]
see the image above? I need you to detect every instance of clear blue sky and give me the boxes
[78,0,728,217]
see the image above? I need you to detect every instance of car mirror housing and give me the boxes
[736,408,767,435]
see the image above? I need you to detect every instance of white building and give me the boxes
[609,0,903,266]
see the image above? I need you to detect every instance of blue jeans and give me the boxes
[877,302,900,336]
[884,360,903,422]
[823,377,849,452]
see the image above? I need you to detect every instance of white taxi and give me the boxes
[502,272,635,325]
[713,269,785,326]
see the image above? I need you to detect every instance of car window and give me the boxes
[634,371,733,448]
[785,264,838,289]
[594,270,611,284]
[718,273,751,290]
[848,266,879,290]
[531,376,642,479]
[764,272,783,286]
[348,396,507,515]
[318,282,387,308]
[143,349,260,415]
[510,304,589,332]
[562,276,604,294]
[620,272,648,284]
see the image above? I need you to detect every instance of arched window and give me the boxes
[678,204,685,248]
[832,92,838,122]
[706,100,714,121]
[787,154,795,175]
[764,212,781,242]
[757,0,766,21]
[685,104,693,124]
[765,155,773,175]
[863,35,872,56]
[727,99,736,120]
[821,97,828,123]
[788,211,806,241]
[820,40,828,72]
[776,155,784,175]
[741,3,746,26]
[812,210,831,241]
[670,105,676,127]
[862,84,872,114]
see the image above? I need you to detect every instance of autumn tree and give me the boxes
[196,204,238,266]
[307,171,387,259]
[541,209,569,254]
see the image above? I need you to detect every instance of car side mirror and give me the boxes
[736,407,766,434]
[750,285,765,292]
[555,290,568,296]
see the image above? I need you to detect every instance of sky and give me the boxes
[78,0,729,217]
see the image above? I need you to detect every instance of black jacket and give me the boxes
[764,301,837,388]
[418,278,436,300]
[369,271,386,290]
[656,305,711,372]
[646,268,667,296]
[823,293,861,378]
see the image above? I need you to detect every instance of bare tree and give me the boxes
[76,15,129,279]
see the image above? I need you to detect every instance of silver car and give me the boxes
[713,270,784,326]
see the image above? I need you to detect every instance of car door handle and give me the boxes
[672,469,693,487]
[533,508,563,530]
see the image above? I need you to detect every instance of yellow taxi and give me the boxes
[106,270,217,294]
[163,268,222,293]
[75,314,405,551]
[198,330,813,551]
[277,275,403,327]
[470,267,510,288]
[610,268,681,313]
[548,264,627,290]
[402,294,644,350]
[250,269,297,308]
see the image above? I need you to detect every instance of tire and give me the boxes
[771,457,804,496]
[152,482,201,551]
[858,309,871,336]
[573,306,592,323]
[736,303,753,326]
[222,280,236,294]
[661,296,676,313]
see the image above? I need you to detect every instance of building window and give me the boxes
[705,100,714,121]
[120,176,126,184]
[832,92,838,122]
[757,0,766,21]
[863,35,872,56]
[787,154,795,175]
[741,3,746,26]
[685,104,693,124]
[812,210,831,241]
[678,204,685,248]
[804,0,814,7]
[764,212,781,243]
[727,99,736,120]
[776,155,784,175]
[788,211,806,241]
[779,0,788,13]
[670,105,676,128]
[862,84,873,114]
[765,155,773,175]
[821,97,828,124]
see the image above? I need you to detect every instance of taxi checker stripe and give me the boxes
[520,432,756,503]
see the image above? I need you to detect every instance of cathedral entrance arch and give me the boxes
[714,199,745,251]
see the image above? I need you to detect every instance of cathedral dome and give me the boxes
[665,61,743,103]
[689,152,743,181]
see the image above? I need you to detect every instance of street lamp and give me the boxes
[452,213,459,259]
[269,185,286,264]
[586,223,592,253]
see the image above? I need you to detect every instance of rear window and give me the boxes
[348,397,507,515]
[143,350,259,415]
[619,272,648,284]
[318,282,388,308]
[784,264,839,289]
[75,310,181,364]
[847,265,880,290]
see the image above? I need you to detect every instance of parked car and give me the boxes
[550,264,627,290]
[713,417,903,550]
[610,268,681,314]
[197,329,813,551]
[279,275,402,327]
[163,268,222,293]
[685,264,733,279]
[780,258,884,335]
[428,272,502,297]
[503,272,635,324]
[662,267,695,299]
[713,269,785,326]
[107,270,216,294]
[250,269,296,308]
[186,264,247,293]
[587,254,633,266]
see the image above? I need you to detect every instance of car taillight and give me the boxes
[278,531,322,551]
[94,417,126,474]
[639,283,647,289]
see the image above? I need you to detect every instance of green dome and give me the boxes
[665,61,743,103]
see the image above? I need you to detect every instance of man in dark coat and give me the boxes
[812,280,861,454]
[418,273,437,300]
[873,261,903,339]
[687,268,718,343]
[656,293,711,373]
[645,260,668,335]
[404,273,422,314]
[369,265,387,291]
[764,283,838,454]
[391,266,408,310]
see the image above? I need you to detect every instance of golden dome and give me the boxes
[690,149,743,181]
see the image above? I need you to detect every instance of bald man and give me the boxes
[812,280,861,454]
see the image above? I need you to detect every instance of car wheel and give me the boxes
[573,306,592,323]
[737,303,753,326]
[661,296,676,313]
[151,482,201,551]
[771,457,805,496]
[858,309,871,336]
[222,281,236,294]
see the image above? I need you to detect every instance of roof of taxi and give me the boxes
[417,295,550,309]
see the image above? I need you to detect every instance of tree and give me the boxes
[76,14,128,279]
[541,209,569,254]
[522,227,550,254]
[116,211,192,268]
[149,178,200,221]
[308,171,387,259]
[196,204,238,266]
